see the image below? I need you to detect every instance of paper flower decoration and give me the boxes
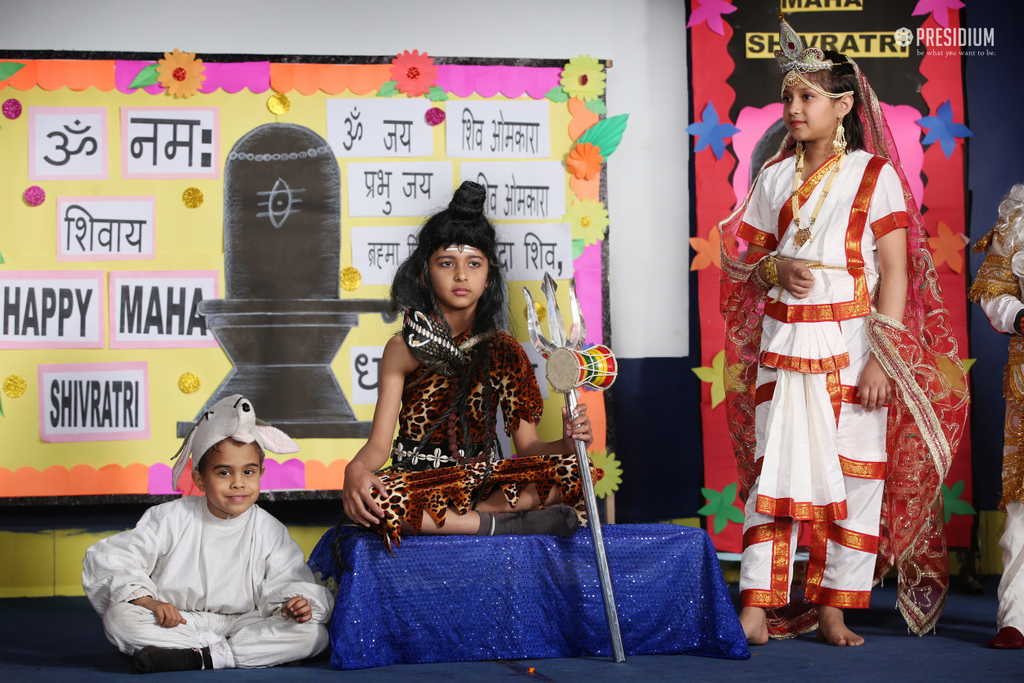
[698,482,745,534]
[560,55,606,102]
[390,50,437,97]
[917,100,972,159]
[687,101,740,160]
[912,0,965,29]
[563,198,609,247]
[589,450,622,499]
[689,226,721,271]
[941,480,975,523]
[567,142,603,181]
[927,220,969,273]
[156,49,206,99]
[568,97,599,142]
[692,349,726,408]
[685,0,738,36]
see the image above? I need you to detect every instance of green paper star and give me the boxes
[698,482,744,534]
[942,480,976,523]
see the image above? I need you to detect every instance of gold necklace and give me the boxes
[791,143,845,249]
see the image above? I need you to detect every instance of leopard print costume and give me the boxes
[369,330,595,554]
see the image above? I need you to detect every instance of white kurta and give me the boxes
[82,496,333,668]
[737,150,907,608]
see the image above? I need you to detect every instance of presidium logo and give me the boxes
[896,25,996,56]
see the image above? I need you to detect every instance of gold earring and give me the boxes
[833,119,847,156]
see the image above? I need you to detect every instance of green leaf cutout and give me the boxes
[698,481,744,535]
[377,80,400,98]
[577,113,629,158]
[942,480,977,523]
[585,99,608,115]
[0,62,26,82]
[545,86,569,103]
[128,63,159,90]
[0,247,5,264]
[0,394,4,418]
[426,86,448,101]
[572,238,586,260]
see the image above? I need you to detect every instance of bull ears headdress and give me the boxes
[170,394,300,491]
[775,16,852,100]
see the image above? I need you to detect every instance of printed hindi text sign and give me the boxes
[0,271,104,349]
[56,197,156,261]
[108,271,220,348]
[350,346,385,405]
[459,161,566,221]
[446,101,551,159]
[29,107,109,181]
[327,99,434,158]
[120,107,220,179]
[38,362,150,443]
[350,225,421,286]
[495,223,573,281]
[347,161,454,217]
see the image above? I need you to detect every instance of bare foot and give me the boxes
[816,605,864,646]
[739,606,769,645]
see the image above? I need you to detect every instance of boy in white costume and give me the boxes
[720,17,967,648]
[83,395,334,673]
[969,183,1024,649]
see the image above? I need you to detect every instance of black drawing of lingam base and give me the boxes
[178,123,393,439]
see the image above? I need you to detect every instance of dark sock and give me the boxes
[476,511,496,535]
[486,505,579,537]
[131,645,210,674]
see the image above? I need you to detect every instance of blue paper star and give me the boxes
[687,101,740,160]
[917,100,972,159]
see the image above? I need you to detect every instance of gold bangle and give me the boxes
[764,255,783,304]
[764,255,780,287]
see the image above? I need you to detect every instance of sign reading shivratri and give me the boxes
[0,51,626,499]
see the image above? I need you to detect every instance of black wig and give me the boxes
[390,180,508,335]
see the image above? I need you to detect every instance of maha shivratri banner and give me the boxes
[0,51,625,499]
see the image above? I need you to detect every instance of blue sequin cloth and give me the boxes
[307,523,749,670]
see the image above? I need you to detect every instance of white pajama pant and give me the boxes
[740,357,887,610]
[740,471,884,609]
[102,602,329,669]
[998,501,1024,631]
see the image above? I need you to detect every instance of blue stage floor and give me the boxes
[3,577,1022,681]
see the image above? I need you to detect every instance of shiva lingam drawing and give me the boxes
[177,123,393,440]
[523,273,624,663]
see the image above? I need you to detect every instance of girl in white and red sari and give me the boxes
[720,18,968,646]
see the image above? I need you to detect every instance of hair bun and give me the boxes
[449,181,487,221]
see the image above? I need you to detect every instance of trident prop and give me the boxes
[523,273,624,663]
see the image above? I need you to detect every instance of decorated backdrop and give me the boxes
[0,51,626,501]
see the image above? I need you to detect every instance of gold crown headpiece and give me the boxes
[774,17,834,74]
[775,16,852,100]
